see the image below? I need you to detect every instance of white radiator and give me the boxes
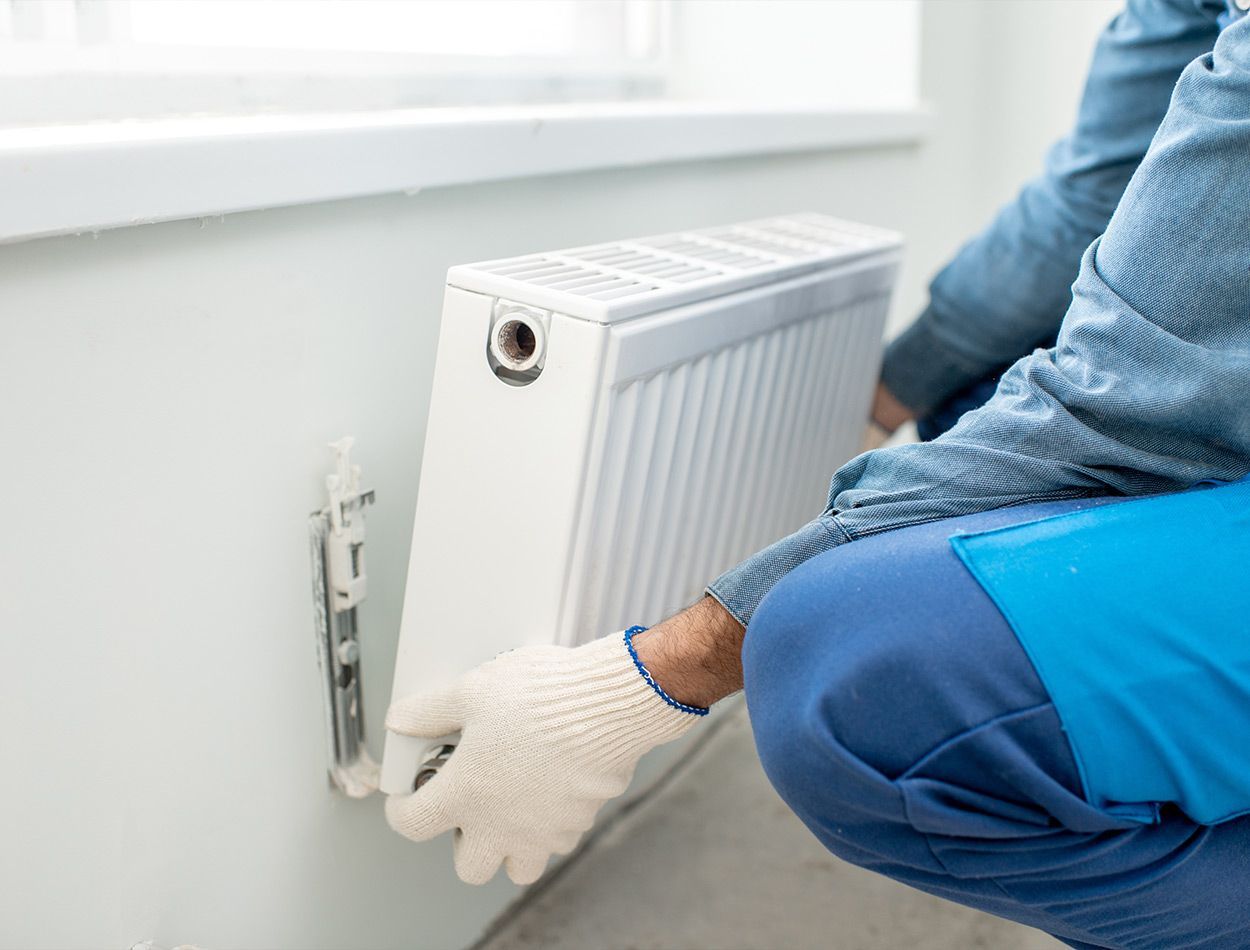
[380,212,902,794]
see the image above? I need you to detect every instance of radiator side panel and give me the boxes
[380,286,607,794]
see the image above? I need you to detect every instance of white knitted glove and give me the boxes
[384,629,706,885]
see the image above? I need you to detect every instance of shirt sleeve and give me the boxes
[881,0,1223,417]
[710,2,1249,627]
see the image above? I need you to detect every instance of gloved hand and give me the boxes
[384,629,706,885]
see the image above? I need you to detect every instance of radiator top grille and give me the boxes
[446,212,901,323]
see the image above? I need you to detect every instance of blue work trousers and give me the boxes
[743,498,1250,950]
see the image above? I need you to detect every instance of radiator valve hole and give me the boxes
[498,320,536,365]
[489,311,547,381]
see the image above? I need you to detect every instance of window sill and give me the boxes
[0,102,930,245]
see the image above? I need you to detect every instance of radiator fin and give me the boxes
[569,295,886,640]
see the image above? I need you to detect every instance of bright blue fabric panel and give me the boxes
[951,480,1250,826]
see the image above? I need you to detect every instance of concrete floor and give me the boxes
[478,703,1065,950]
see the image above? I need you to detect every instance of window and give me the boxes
[121,0,659,59]
[0,1,926,244]
[0,0,918,127]
[0,0,667,125]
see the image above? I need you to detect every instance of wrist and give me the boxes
[630,596,745,708]
[624,626,709,716]
[871,381,914,433]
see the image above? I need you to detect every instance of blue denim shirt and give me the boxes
[709,0,1250,627]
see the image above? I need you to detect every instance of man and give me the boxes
[385,1,1250,946]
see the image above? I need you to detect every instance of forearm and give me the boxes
[631,595,745,708]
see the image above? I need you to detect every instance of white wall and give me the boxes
[0,4,1119,949]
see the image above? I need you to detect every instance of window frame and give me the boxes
[0,103,932,245]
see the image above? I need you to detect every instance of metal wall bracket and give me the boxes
[309,437,378,798]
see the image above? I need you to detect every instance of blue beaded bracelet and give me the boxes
[623,625,709,717]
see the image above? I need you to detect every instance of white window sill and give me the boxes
[0,102,930,245]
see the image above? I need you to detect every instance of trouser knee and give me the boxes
[740,523,1075,872]
[743,563,926,867]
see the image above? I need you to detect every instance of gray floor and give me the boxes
[478,703,1064,950]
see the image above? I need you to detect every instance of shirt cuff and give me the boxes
[706,515,851,627]
[879,313,987,419]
